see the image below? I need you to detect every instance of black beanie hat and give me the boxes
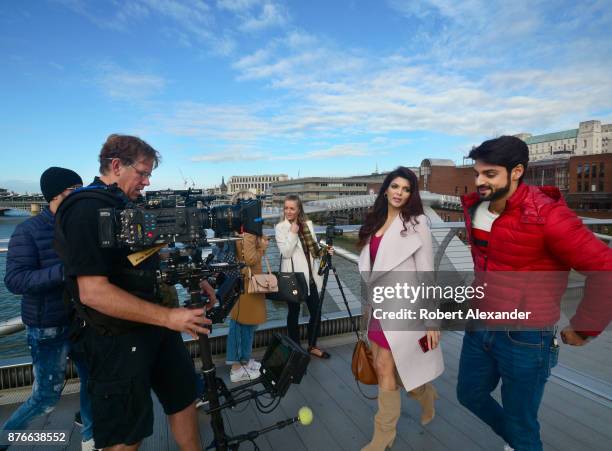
[40,167,83,202]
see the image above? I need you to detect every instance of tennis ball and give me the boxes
[298,406,313,426]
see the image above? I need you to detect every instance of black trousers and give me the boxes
[286,280,322,348]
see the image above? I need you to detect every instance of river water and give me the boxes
[0,214,28,359]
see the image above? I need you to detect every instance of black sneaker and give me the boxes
[74,411,83,427]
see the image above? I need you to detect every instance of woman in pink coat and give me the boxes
[358,167,444,451]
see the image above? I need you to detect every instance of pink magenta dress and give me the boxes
[367,234,391,350]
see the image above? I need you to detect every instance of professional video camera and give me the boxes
[318,216,343,276]
[98,188,262,248]
[95,189,312,450]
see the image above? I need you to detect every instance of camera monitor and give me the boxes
[260,334,310,397]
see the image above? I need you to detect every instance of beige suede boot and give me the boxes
[361,388,401,451]
[408,382,439,425]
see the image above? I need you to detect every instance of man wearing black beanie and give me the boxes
[1,168,97,451]
[40,167,83,203]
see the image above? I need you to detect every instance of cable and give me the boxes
[254,396,281,414]
[229,388,255,414]
[255,393,277,409]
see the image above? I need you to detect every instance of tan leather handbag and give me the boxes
[247,256,279,294]
[345,301,378,399]
[352,337,378,385]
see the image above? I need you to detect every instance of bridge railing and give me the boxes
[2,219,610,339]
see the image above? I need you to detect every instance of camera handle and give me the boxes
[187,286,231,451]
[199,332,233,450]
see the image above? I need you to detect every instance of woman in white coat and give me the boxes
[358,167,444,451]
[275,194,332,359]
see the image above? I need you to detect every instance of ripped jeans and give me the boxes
[1,326,92,441]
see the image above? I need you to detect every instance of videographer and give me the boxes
[55,134,210,451]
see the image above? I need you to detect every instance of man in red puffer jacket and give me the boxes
[456,136,612,451]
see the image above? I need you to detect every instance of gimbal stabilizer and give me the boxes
[187,278,312,451]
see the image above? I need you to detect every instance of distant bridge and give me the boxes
[0,195,46,215]
[261,191,461,219]
[0,191,462,217]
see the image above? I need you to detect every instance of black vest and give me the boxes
[55,183,161,335]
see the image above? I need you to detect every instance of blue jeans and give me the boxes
[72,355,93,441]
[225,319,257,364]
[1,326,94,442]
[456,329,559,451]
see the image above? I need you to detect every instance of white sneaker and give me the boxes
[195,396,209,409]
[81,438,99,451]
[230,366,260,383]
[503,445,514,451]
[246,359,261,371]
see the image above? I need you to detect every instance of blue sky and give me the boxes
[1,0,611,193]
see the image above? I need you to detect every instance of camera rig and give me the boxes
[96,189,312,450]
[317,216,343,276]
[99,189,263,248]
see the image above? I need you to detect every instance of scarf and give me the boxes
[299,222,322,260]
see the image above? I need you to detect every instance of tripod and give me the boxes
[314,234,360,347]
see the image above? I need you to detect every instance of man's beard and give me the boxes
[478,176,511,201]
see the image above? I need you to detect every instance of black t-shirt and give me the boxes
[59,178,158,299]
[62,196,118,278]
[57,179,159,334]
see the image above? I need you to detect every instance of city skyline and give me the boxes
[1,0,611,193]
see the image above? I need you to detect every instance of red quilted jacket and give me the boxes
[461,183,612,334]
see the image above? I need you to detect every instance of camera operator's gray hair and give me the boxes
[231,190,256,204]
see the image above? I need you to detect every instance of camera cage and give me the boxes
[98,189,262,249]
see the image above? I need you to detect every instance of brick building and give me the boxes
[566,153,612,221]
[523,158,570,193]
[418,159,474,197]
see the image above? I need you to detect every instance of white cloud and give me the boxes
[58,0,224,51]
[272,144,371,160]
[189,143,372,163]
[239,1,288,31]
[232,31,366,85]
[216,0,289,32]
[72,0,611,154]
[156,54,611,144]
[95,63,166,100]
[141,0,213,42]
[191,149,266,162]
[216,0,259,13]
[49,62,65,71]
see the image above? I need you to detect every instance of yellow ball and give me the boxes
[298,406,313,426]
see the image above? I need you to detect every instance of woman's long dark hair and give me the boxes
[357,166,424,249]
